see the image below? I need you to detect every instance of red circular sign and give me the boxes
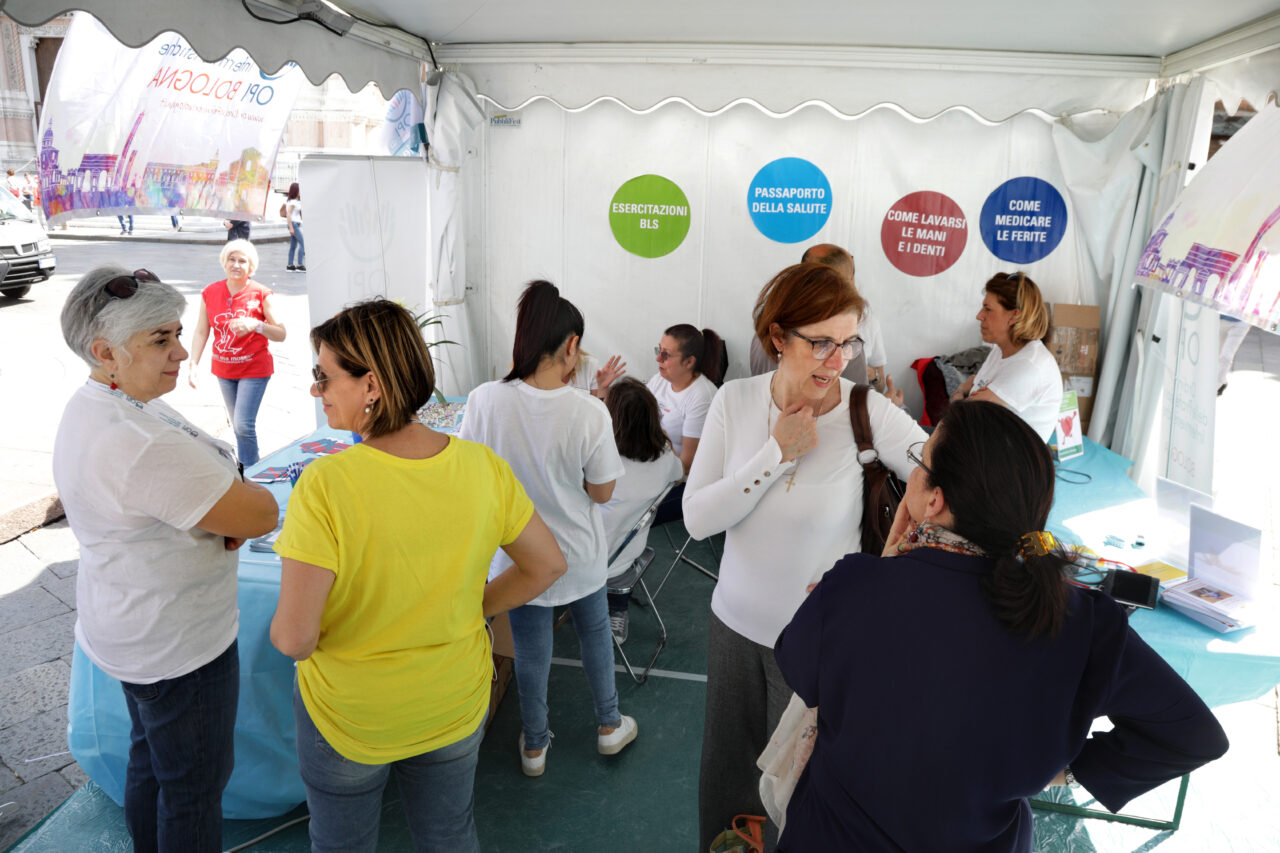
[880,191,968,277]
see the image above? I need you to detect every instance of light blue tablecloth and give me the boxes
[1047,438,1280,709]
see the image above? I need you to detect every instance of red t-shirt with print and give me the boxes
[201,279,274,379]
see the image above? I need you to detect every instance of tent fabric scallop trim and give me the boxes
[439,43,1161,122]
[3,0,425,102]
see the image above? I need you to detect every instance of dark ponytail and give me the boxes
[664,323,726,387]
[927,400,1071,638]
[504,280,585,382]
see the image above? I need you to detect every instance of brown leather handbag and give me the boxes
[849,385,907,554]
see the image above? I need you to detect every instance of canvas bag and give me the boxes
[849,384,907,554]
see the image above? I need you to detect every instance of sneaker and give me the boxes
[297,265,307,272]
[610,610,628,645]
[598,714,637,755]
[518,732,550,777]
[287,265,297,272]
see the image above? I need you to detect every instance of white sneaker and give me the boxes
[610,610,628,645]
[598,714,638,755]
[518,731,550,777]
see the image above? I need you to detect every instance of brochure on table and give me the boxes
[1162,505,1264,633]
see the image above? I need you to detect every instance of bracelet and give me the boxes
[256,321,266,335]
[1063,766,1081,789]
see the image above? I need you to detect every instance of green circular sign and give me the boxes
[609,175,691,258]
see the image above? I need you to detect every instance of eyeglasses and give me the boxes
[311,365,368,389]
[103,268,159,300]
[906,441,933,477]
[788,330,864,361]
[654,346,679,362]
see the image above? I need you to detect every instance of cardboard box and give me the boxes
[1049,304,1101,432]
[1048,304,1100,376]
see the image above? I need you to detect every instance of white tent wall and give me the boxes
[467,97,1133,416]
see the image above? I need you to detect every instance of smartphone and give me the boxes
[1101,569,1160,610]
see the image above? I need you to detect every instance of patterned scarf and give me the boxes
[895,521,989,558]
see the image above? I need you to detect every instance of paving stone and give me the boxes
[0,661,71,730]
[58,761,88,790]
[0,761,19,795]
[44,559,78,581]
[0,540,45,597]
[13,522,79,566]
[0,586,69,634]
[0,612,76,681]
[0,770,74,849]
[38,571,76,609]
[0,708,72,784]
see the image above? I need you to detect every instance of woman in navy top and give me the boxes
[775,400,1228,852]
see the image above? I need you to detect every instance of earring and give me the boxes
[109,373,118,391]
[364,400,373,414]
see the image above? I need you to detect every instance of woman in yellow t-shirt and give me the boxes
[271,299,566,852]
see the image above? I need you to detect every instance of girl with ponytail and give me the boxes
[773,400,1229,851]
[951,271,1063,443]
[460,280,638,776]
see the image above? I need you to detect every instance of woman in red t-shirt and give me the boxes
[189,239,286,465]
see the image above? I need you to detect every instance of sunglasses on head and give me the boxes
[103,268,160,300]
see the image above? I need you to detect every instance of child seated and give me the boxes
[600,378,684,643]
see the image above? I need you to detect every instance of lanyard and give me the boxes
[89,380,238,465]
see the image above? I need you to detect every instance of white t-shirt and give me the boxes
[286,198,302,224]
[646,373,717,456]
[971,339,1064,443]
[570,353,599,394]
[600,449,684,578]
[683,375,925,646]
[52,382,241,683]
[459,379,626,606]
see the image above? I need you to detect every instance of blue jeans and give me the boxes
[288,223,305,266]
[506,585,621,750]
[216,375,270,466]
[120,640,238,853]
[293,681,483,853]
[117,215,133,233]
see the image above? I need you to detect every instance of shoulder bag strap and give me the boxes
[849,384,875,456]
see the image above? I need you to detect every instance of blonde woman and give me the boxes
[951,271,1063,442]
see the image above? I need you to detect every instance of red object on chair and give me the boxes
[911,357,953,427]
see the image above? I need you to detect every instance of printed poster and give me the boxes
[37,14,304,224]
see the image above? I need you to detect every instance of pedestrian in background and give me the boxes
[285,182,305,272]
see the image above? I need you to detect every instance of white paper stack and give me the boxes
[1162,505,1262,633]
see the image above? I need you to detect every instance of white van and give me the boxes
[0,190,57,300]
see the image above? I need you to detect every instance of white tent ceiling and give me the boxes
[6,0,1280,116]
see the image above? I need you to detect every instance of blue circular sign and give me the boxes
[747,158,832,244]
[979,177,1068,264]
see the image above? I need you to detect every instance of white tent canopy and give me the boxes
[8,0,1280,484]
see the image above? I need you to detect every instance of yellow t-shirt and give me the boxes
[275,436,534,763]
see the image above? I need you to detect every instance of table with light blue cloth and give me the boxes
[67,426,371,819]
[1047,437,1280,709]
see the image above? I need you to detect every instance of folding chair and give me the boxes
[606,482,677,684]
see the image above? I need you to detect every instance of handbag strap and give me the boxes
[849,384,876,458]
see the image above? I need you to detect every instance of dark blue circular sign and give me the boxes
[979,177,1068,264]
[747,158,832,244]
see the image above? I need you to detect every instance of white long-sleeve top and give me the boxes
[683,373,925,646]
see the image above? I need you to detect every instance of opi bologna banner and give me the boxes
[37,14,305,225]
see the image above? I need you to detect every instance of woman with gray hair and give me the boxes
[53,265,279,852]
[188,238,286,466]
